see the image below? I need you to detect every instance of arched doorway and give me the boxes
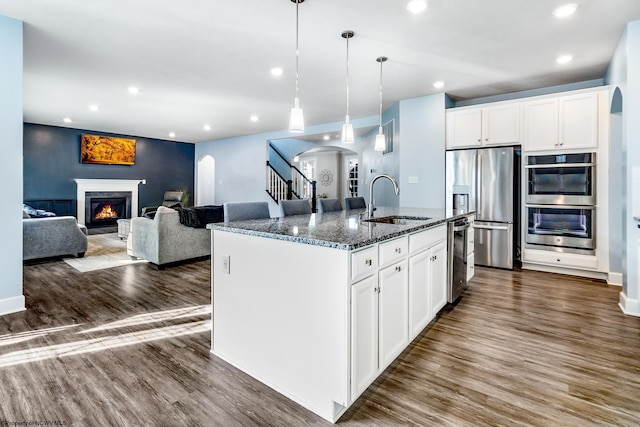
[197,155,216,206]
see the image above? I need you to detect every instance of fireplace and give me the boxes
[85,191,132,229]
[74,179,143,226]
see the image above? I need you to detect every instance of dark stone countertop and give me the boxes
[207,206,474,251]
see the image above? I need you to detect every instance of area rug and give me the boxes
[63,233,148,272]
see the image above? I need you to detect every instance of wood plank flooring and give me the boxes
[4,258,639,426]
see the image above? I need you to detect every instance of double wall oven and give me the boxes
[525,153,596,255]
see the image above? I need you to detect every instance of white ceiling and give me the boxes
[1,0,640,143]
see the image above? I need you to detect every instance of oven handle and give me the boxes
[525,163,596,169]
[474,224,510,231]
[526,204,595,210]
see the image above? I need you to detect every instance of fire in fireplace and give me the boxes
[85,192,132,228]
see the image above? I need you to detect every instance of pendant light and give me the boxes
[374,56,388,152]
[341,30,355,144]
[288,0,305,133]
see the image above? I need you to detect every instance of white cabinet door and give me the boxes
[351,275,379,399]
[446,109,482,149]
[482,104,520,145]
[523,98,559,151]
[430,241,448,315]
[559,92,598,150]
[408,250,431,340]
[378,260,409,370]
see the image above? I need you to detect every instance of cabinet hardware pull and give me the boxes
[485,138,488,142]
[396,266,401,272]
[395,248,401,253]
[365,259,372,266]
[434,255,437,260]
[556,259,561,262]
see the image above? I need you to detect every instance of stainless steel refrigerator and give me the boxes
[445,146,521,270]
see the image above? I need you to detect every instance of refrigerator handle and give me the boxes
[476,152,482,219]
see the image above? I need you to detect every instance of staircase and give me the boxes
[266,143,317,212]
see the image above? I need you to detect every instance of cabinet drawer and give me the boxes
[467,252,475,281]
[524,249,598,270]
[351,246,378,282]
[379,236,408,268]
[409,225,446,254]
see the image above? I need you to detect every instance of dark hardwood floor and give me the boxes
[3,258,639,426]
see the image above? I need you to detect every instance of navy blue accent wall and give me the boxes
[23,123,195,213]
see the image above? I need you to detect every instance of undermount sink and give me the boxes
[363,215,431,225]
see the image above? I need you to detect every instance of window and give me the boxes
[299,159,316,199]
[346,157,359,197]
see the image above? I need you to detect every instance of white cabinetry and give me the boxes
[408,226,447,340]
[350,275,379,398]
[429,241,448,315]
[523,91,598,152]
[350,224,447,400]
[378,260,409,368]
[446,104,520,149]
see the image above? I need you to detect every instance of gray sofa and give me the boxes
[129,206,211,268]
[23,216,88,261]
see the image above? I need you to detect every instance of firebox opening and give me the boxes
[85,191,132,229]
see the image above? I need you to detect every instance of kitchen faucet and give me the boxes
[368,174,400,217]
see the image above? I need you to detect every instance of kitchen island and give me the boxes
[207,207,470,423]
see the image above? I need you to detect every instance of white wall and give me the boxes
[605,19,640,316]
[0,15,25,315]
[298,152,339,199]
[398,94,447,209]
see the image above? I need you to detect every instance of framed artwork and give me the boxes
[81,134,136,165]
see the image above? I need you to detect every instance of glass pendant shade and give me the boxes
[374,127,386,151]
[341,116,354,143]
[289,97,304,133]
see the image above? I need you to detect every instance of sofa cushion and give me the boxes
[23,203,56,218]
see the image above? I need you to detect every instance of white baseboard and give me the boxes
[608,272,623,286]
[0,295,25,316]
[619,291,640,317]
[522,263,608,281]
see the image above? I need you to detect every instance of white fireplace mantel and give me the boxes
[75,179,144,225]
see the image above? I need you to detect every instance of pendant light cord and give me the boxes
[295,0,300,100]
[346,34,350,118]
[379,59,383,128]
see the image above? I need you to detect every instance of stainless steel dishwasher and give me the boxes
[447,216,470,303]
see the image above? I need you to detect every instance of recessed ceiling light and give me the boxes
[169,132,176,138]
[407,0,428,14]
[204,124,211,131]
[556,54,573,64]
[323,135,330,141]
[63,117,72,123]
[89,105,99,111]
[128,86,140,95]
[270,67,283,77]
[433,81,445,89]
[553,3,579,18]
[250,115,259,122]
